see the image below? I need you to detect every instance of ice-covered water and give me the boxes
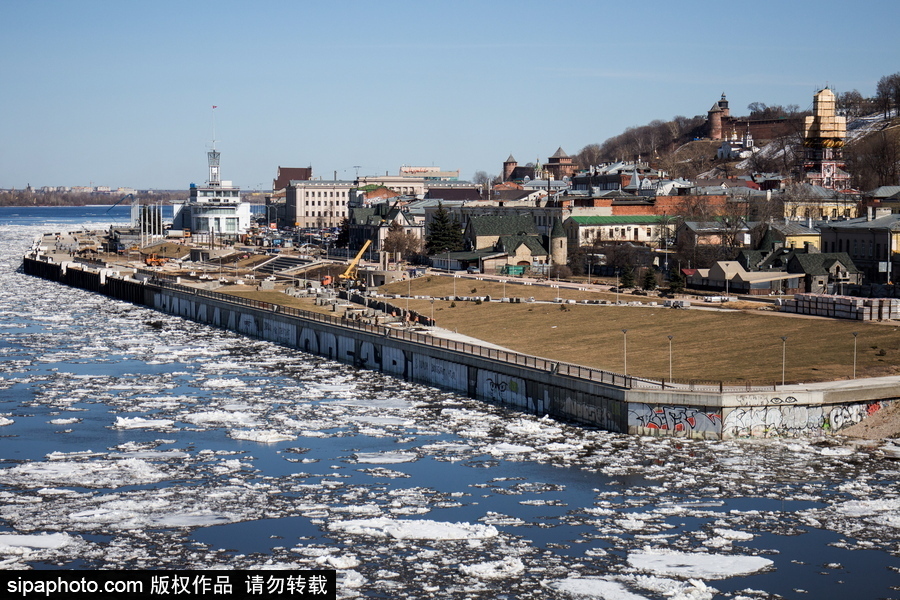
[1,209,899,598]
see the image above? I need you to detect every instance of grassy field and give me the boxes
[379,275,900,385]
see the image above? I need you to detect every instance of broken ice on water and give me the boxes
[1,222,899,598]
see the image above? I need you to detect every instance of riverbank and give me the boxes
[23,245,900,441]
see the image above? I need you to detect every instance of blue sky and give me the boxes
[2,0,897,191]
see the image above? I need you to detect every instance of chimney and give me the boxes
[867,206,874,221]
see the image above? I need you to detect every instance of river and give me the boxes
[0,206,898,599]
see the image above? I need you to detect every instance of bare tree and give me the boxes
[473,171,494,186]
[845,128,900,190]
[575,143,603,169]
[876,73,900,117]
[382,221,423,263]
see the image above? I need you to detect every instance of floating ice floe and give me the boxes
[486,443,535,455]
[350,416,412,427]
[0,458,171,488]
[459,556,525,580]
[818,446,855,456]
[228,429,295,443]
[627,549,773,580]
[0,533,74,553]
[114,416,175,429]
[833,498,900,528]
[0,417,13,426]
[541,576,647,599]
[712,528,754,541]
[353,452,417,464]
[203,378,247,388]
[329,517,498,540]
[316,554,360,569]
[182,410,260,427]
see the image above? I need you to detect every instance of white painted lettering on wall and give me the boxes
[412,355,466,392]
[262,318,295,345]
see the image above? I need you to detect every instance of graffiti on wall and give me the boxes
[722,400,892,438]
[299,328,319,354]
[357,341,381,370]
[561,395,622,433]
[237,313,258,337]
[262,318,295,345]
[381,346,404,376]
[628,403,722,434]
[477,370,526,407]
[411,355,467,392]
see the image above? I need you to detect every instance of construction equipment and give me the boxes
[145,253,168,267]
[106,193,134,214]
[339,239,372,283]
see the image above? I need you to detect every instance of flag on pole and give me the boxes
[212,105,217,109]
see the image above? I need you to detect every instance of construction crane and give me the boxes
[105,193,134,214]
[338,239,372,284]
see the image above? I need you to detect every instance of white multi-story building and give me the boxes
[285,180,356,229]
[172,146,252,236]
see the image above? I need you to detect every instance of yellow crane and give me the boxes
[338,239,372,283]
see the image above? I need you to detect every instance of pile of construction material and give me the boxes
[781,293,900,320]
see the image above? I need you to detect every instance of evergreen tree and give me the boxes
[620,266,635,289]
[425,202,463,254]
[642,269,657,291]
[669,269,686,294]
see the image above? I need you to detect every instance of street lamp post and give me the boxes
[781,336,788,386]
[852,332,859,379]
[667,334,674,381]
[622,329,629,376]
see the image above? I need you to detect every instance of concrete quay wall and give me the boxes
[22,254,898,440]
[149,281,631,434]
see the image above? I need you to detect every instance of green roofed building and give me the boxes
[563,215,668,247]
[456,214,567,275]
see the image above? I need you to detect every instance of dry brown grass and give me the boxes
[381,275,900,384]
[218,287,336,316]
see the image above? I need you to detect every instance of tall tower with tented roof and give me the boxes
[802,88,849,190]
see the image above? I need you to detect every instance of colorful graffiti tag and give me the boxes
[722,400,892,438]
[628,403,722,434]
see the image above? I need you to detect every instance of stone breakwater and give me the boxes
[22,250,899,440]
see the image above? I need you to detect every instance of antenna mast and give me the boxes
[208,105,221,186]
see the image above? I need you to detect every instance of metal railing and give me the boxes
[146,277,775,393]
